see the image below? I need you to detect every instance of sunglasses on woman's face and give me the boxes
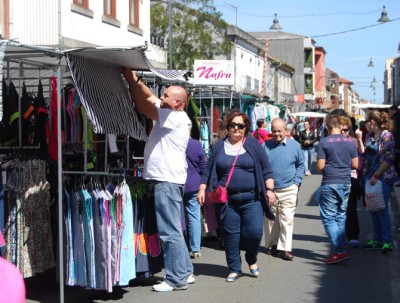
[342,128,349,132]
[229,122,246,130]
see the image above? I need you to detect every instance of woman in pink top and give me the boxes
[252,119,272,144]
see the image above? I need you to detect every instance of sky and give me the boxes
[213,0,400,104]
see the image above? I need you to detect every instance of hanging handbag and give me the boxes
[207,138,246,204]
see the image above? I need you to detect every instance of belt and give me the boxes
[227,190,255,196]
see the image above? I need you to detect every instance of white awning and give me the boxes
[351,104,392,109]
[292,111,327,118]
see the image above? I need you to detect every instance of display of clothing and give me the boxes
[3,159,55,278]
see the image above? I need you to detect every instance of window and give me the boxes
[129,0,140,27]
[104,0,116,18]
[254,79,259,93]
[246,76,252,91]
[74,0,89,8]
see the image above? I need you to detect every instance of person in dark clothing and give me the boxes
[389,105,400,177]
[298,120,317,175]
[197,110,275,282]
[183,135,207,259]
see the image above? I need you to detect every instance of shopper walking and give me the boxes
[197,110,275,282]
[316,115,358,264]
[361,110,400,254]
[298,121,317,175]
[263,118,304,261]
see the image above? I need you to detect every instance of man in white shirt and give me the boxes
[122,68,194,292]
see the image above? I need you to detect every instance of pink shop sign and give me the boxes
[193,60,234,86]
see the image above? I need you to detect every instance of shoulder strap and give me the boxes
[225,138,246,186]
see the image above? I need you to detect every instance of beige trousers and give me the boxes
[264,184,298,252]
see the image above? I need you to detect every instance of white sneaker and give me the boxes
[187,274,195,284]
[191,252,201,259]
[152,281,188,292]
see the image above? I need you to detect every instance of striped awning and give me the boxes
[1,42,190,140]
[65,47,189,140]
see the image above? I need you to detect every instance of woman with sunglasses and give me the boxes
[197,110,275,282]
[361,111,399,254]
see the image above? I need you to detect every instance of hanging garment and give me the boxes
[79,189,96,288]
[0,81,19,146]
[70,191,87,286]
[65,53,148,140]
[48,77,59,160]
[4,160,55,278]
[21,82,36,146]
[186,96,200,140]
[133,181,163,278]
[34,81,49,159]
[213,105,219,134]
[0,40,7,121]
[64,189,75,286]
[89,189,107,290]
[114,181,136,286]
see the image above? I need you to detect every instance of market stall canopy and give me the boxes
[292,111,327,118]
[351,104,392,110]
[1,40,191,139]
[64,46,189,81]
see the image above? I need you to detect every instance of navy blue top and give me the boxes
[316,134,358,185]
[216,151,256,192]
[184,138,207,193]
[201,135,275,220]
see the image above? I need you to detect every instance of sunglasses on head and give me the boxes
[229,122,246,130]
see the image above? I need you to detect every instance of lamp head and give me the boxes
[270,14,282,30]
[378,5,390,23]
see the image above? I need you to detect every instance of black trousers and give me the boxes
[346,177,361,240]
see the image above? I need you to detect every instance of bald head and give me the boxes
[271,118,286,143]
[161,86,188,110]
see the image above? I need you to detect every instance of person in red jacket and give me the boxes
[252,119,272,144]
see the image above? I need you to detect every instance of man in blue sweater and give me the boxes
[263,118,304,261]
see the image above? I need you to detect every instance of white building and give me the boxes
[0,0,165,66]
[226,25,294,102]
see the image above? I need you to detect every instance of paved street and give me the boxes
[25,168,400,303]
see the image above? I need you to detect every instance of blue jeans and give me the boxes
[217,192,264,275]
[319,184,351,253]
[369,180,393,243]
[302,148,313,172]
[183,191,201,252]
[154,182,193,288]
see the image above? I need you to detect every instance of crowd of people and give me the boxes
[104,70,400,290]
[1,69,399,297]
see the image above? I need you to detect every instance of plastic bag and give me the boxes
[365,180,385,212]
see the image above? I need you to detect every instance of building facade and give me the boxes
[250,31,315,111]
[0,0,165,65]
[226,25,294,102]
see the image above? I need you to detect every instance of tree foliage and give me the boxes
[150,0,232,70]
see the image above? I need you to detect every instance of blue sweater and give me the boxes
[201,135,275,220]
[263,138,304,189]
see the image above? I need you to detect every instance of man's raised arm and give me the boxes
[121,68,160,121]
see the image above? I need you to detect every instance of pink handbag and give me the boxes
[207,185,229,203]
[207,138,246,204]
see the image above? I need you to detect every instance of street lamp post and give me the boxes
[168,0,173,69]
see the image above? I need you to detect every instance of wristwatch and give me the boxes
[266,188,274,191]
